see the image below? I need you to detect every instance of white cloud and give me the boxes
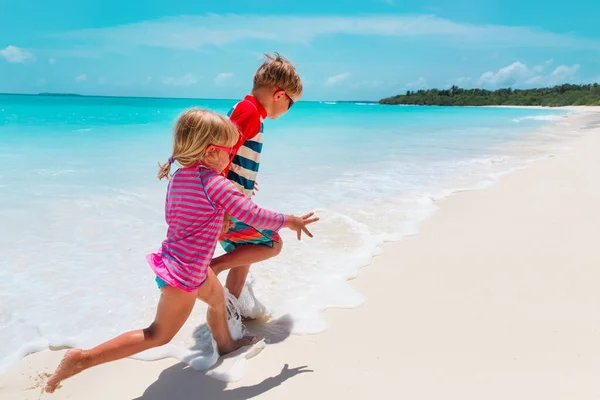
[98,76,108,85]
[406,77,428,89]
[215,72,233,84]
[326,72,351,86]
[548,64,580,84]
[36,79,46,86]
[145,76,152,84]
[163,73,197,86]
[1,46,34,63]
[524,75,544,85]
[54,14,600,51]
[75,74,87,82]
[48,58,56,65]
[479,61,581,88]
[478,62,529,87]
[532,65,544,74]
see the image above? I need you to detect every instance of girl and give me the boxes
[45,109,318,393]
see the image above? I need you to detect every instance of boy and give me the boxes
[210,53,302,308]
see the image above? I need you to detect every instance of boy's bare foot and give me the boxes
[218,335,259,355]
[44,348,87,393]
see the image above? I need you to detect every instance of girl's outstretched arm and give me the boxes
[203,171,318,239]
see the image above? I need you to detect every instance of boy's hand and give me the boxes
[252,182,259,197]
[221,213,233,236]
[285,212,319,240]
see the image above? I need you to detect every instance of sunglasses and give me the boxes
[211,144,234,153]
[211,144,235,163]
[275,86,294,109]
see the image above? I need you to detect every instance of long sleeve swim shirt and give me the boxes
[148,165,286,291]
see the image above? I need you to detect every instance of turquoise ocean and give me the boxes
[0,94,576,373]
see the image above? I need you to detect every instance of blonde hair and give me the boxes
[253,52,303,99]
[157,108,239,180]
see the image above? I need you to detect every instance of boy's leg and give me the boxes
[45,286,197,393]
[211,239,283,298]
[196,268,258,354]
[225,264,251,299]
[212,240,283,275]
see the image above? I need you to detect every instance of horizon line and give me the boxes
[0,92,379,104]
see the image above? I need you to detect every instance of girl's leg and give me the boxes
[45,286,196,393]
[197,268,258,354]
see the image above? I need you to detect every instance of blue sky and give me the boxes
[1,0,598,100]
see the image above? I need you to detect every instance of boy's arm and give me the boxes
[220,213,233,236]
[221,100,263,232]
[226,100,262,176]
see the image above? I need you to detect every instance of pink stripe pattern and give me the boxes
[147,165,286,291]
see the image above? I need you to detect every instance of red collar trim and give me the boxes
[243,95,267,119]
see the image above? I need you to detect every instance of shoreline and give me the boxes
[2,109,600,399]
[484,105,600,112]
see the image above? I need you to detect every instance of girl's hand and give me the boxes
[285,212,319,240]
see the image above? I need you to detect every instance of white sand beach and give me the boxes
[2,108,600,400]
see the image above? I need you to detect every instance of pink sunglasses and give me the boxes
[211,144,235,154]
[211,144,236,163]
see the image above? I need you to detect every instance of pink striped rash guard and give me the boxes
[147,165,287,292]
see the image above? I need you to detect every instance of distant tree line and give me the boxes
[379,84,600,106]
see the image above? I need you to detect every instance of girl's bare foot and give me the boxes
[45,348,87,393]
[218,335,259,355]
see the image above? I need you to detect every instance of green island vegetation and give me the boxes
[379,83,600,107]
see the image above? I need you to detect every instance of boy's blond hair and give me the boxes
[253,53,303,99]
[157,108,239,180]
